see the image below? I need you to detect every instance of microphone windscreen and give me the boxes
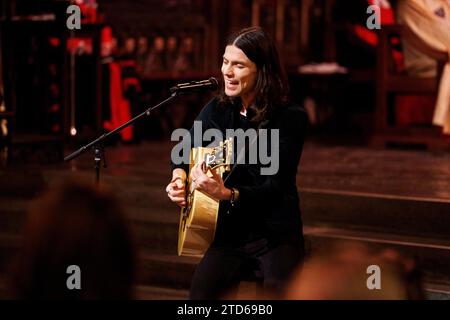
[209,77,219,91]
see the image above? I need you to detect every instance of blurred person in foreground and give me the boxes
[284,242,425,300]
[6,179,137,299]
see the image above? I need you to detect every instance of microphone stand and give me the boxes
[64,92,179,184]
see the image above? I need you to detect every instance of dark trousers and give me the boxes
[189,237,304,300]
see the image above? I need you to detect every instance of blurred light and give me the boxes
[1,119,7,136]
[70,127,77,136]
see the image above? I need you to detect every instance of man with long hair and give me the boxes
[166,27,307,299]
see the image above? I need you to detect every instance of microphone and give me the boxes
[170,77,219,94]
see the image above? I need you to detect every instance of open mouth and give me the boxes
[225,79,239,89]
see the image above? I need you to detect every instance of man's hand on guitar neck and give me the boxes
[166,169,187,207]
[191,161,232,201]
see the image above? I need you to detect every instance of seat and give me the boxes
[372,24,448,151]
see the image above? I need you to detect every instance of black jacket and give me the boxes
[171,97,307,247]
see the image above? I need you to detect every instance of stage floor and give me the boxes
[52,139,450,200]
[1,140,450,299]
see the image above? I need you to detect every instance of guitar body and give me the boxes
[178,139,233,257]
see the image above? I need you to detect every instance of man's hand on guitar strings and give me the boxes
[166,175,187,207]
[191,161,232,201]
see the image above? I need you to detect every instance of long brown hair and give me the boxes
[219,26,289,123]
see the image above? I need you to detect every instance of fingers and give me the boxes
[168,194,186,207]
[191,161,208,183]
[191,161,224,193]
[201,161,207,173]
[209,168,222,182]
[167,180,184,191]
[175,179,184,189]
[165,182,174,194]
[167,183,184,196]
[166,181,186,207]
[169,188,185,198]
[194,161,207,175]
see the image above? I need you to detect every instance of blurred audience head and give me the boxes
[101,26,114,57]
[153,36,166,53]
[124,36,137,56]
[137,36,149,54]
[284,242,424,300]
[7,179,137,299]
[166,36,178,52]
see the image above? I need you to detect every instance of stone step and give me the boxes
[0,171,46,197]
[126,225,450,295]
[300,188,450,240]
[0,197,28,235]
[303,226,450,288]
[4,185,450,241]
[2,194,450,284]
[133,228,450,299]
[0,234,20,274]
[3,168,450,243]
[134,284,189,300]
[0,232,196,292]
[423,283,450,300]
[108,234,450,299]
[137,252,199,290]
[0,277,189,300]
[1,154,450,299]
[2,231,450,299]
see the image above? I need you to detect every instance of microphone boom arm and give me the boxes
[64,76,219,184]
[64,92,179,183]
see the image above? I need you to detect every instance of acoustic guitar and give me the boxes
[178,138,233,257]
